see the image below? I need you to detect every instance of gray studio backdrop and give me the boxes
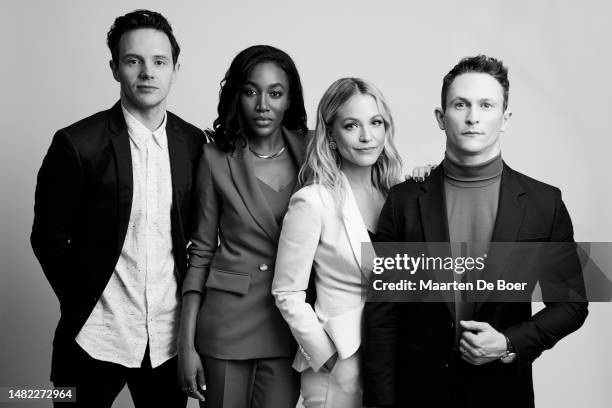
[2,1,611,407]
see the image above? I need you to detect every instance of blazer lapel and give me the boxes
[474,163,526,309]
[108,102,133,259]
[227,144,280,243]
[417,166,455,314]
[418,167,450,243]
[341,173,373,277]
[166,115,190,211]
[284,128,307,195]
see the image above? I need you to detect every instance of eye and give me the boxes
[269,90,283,98]
[481,102,493,109]
[126,58,139,65]
[154,59,166,66]
[454,101,466,109]
[243,88,257,97]
[371,119,384,127]
[344,122,358,130]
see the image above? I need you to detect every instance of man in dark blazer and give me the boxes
[363,55,588,408]
[31,10,204,407]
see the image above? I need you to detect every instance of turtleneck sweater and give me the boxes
[443,153,503,341]
[443,153,503,246]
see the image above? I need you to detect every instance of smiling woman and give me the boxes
[272,77,403,407]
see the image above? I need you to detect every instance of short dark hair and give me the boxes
[107,9,180,66]
[208,45,308,153]
[441,55,509,111]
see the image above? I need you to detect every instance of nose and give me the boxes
[255,93,270,112]
[359,125,373,142]
[465,108,479,125]
[139,61,154,79]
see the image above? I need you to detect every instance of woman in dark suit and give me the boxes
[177,45,308,407]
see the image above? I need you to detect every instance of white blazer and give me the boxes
[272,176,374,372]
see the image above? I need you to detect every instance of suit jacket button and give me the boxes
[259,263,269,271]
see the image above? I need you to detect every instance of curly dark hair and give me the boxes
[207,45,308,152]
[441,55,509,111]
[107,9,180,66]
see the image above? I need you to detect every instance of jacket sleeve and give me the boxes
[504,189,588,362]
[31,130,84,305]
[362,188,401,407]
[182,146,220,295]
[272,187,336,371]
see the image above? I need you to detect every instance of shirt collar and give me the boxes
[121,104,168,149]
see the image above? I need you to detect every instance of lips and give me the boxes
[462,131,483,135]
[254,117,273,126]
[137,85,158,91]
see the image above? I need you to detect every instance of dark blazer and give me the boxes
[182,129,308,360]
[31,102,205,359]
[363,163,588,408]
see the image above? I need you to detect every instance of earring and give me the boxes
[328,138,337,150]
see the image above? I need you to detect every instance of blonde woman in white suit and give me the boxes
[272,77,403,407]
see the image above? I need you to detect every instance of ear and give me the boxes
[500,110,512,132]
[109,60,120,82]
[434,107,445,130]
[170,62,180,84]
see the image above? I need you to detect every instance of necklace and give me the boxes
[249,145,286,159]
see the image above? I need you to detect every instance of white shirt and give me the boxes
[76,106,180,368]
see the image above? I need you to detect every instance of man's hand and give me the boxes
[458,320,507,365]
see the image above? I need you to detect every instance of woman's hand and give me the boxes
[406,163,437,182]
[177,346,206,401]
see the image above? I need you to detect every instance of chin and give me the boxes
[250,127,279,138]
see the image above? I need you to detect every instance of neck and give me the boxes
[443,152,503,181]
[248,128,284,154]
[445,142,501,166]
[121,95,166,132]
[341,161,374,190]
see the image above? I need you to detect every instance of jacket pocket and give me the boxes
[205,268,251,295]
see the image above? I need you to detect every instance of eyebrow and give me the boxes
[450,96,497,102]
[341,114,383,122]
[244,81,286,89]
[121,54,170,60]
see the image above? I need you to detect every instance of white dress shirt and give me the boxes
[76,105,180,368]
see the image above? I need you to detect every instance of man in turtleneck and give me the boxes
[363,55,588,408]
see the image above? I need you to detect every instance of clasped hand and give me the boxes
[458,320,507,366]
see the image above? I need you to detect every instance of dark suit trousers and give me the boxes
[201,354,299,408]
[52,339,186,408]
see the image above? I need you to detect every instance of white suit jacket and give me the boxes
[272,177,374,372]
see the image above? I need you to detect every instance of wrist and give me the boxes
[500,334,517,363]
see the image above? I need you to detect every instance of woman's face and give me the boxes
[331,94,386,169]
[240,62,290,139]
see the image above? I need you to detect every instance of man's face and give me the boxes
[110,28,178,115]
[435,72,511,164]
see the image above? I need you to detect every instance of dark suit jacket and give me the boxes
[363,163,588,408]
[181,129,308,360]
[31,102,205,372]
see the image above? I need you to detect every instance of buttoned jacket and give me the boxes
[182,129,308,359]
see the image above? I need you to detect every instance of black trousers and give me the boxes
[52,339,186,408]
